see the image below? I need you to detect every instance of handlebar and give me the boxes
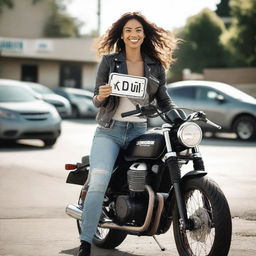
[121,105,158,118]
[205,119,222,129]
[121,105,141,118]
[121,108,141,118]
[121,105,222,130]
[186,111,221,129]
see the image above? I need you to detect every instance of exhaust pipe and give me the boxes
[66,204,82,220]
[66,186,156,234]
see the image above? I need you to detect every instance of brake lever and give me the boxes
[187,111,221,129]
[205,119,222,129]
[198,111,221,129]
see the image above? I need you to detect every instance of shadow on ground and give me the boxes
[0,139,51,152]
[60,246,143,256]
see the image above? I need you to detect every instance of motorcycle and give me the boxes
[65,105,232,256]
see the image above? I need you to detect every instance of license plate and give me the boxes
[108,73,147,99]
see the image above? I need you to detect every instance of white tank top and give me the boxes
[112,97,146,122]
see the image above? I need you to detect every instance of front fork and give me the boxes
[163,125,205,231]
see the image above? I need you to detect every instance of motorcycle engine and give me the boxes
[115,194,148,225]
[115,162,148,225]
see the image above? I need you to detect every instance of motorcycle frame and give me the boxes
[161,123,207,231]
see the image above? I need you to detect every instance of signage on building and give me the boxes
[35,40,53,52]
[0,38,25,53]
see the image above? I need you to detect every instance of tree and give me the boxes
[216,0,231,17]
[222,0,256,66]
[0,0,13,14]
[44,0,83,38]
[0,0,42,14]
[170,8,227,81]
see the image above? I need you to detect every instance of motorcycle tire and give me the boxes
[93,226,127,249]
[76,192,127,249]
[173,176,232,256]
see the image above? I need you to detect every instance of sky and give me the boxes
[66,0,221,35]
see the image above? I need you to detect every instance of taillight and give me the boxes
[65,164,77,170]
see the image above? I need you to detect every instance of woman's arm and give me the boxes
[93,56,112,108]
[155,64,177,111]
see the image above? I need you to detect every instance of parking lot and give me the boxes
[0,119,256,256]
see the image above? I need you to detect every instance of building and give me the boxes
[0,0,99,90]
[0,37,99,90]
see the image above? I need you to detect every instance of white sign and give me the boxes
[35,40,53,52]
[109,73,147,99]
[0,38,25,53]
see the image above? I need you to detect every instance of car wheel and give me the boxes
[233,115,256,141]
[71,106,80,118]
[43,138,57,147]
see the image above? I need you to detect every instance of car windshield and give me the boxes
[215,84,255,101]
[0,86,36,102]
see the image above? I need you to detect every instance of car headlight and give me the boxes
[51,107,61,118]
[0,109,18,120]
[177,122,202,147]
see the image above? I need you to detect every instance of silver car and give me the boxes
[149,80,256,141]
[53,87,97,118]
[25,82,72,119]
[0,79,61,147]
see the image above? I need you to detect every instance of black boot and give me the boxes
[77,241,91,256]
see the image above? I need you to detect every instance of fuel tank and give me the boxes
[125,129,166,160]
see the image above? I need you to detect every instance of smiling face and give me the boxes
[122,19,145,51]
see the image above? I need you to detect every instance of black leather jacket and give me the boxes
[93,51,176,128]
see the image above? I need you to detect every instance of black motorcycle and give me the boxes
[65,105,232,256]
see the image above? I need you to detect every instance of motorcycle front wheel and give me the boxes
[76,191,127,249]
[173,176,232,256]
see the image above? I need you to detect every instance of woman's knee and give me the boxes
[88,169,111,193]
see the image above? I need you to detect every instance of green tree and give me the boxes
[44,0,82,38]
[0,0,43,14]
[216,0,231,17]
[170,8,227,81]
[222,0,256,66]
[0,0,13,14]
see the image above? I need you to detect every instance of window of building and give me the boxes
[21,64,38,82]
[60,63,82,88]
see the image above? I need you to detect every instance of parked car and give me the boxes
[53,87,97,118]
[149,80,256,141]
[25,82,72,119]
[0,79,61,147]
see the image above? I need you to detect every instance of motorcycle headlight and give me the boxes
[177,122,202,148]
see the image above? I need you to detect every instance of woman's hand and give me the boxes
[97,84,112,102]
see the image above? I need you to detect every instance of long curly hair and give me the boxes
[97,12,177,69]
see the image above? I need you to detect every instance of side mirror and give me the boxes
[216,94,226,103]
[33,92,43,100]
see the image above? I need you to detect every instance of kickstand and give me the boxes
[153,235,166,251]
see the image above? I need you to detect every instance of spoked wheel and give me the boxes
[76,191,127,249]
[173,177,232,256]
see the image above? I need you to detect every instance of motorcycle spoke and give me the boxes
[95,227,110,240]
[182,189,215,256]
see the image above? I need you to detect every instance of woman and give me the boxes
[77,12,177,256]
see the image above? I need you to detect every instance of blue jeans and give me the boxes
[80,120,147,243]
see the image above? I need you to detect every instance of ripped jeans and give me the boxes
[80,120,147,243]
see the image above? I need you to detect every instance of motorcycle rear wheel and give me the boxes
[76,192,127,249]
[173,176,232,256]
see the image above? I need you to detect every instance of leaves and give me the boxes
[222,0,256,66]
[43,0,82,38]
[170,8,227,80]
[0,0,13,14]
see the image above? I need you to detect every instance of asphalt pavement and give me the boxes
[0,120,256,256]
